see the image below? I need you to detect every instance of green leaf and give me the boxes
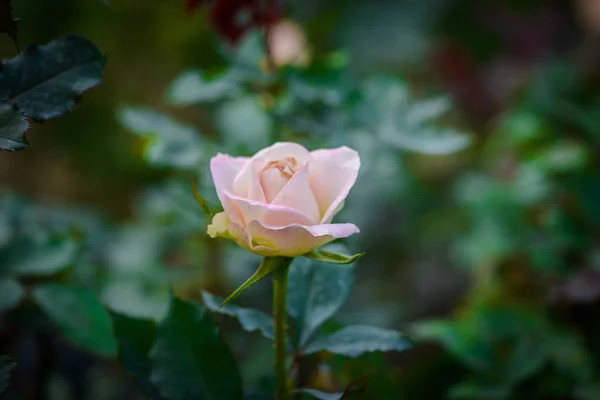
[287,257,354,346]
[410,319,493,370]
[298,389,342,400]
[202,291,275,340]
[449,382,509,400]
[384,127,471,155]
[303,325,411,357]
[0,356,16,395]
[0,278,24,311]
[118,106,205,170]
[216,96,272,153]
[405,96,451,126]
[32,284,117,357]
[111,312,164,399]
[0,35,105,121]
[164,69,241,105]
[0,0,18,50]
[0,236,77,277]
[0,102,29,151]
[149,296,243,400]
[102,281,169,322]
[296,376,369,399]
[221,256,292,307]
[303,249,364,265]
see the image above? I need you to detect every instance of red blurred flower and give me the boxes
[185,0,209,14]
[186,0,281,43]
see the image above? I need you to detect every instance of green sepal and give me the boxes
[303,248,364,265]
[220,256,292,307]
[191,180,214,217]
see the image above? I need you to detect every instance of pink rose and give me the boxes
[207,142,360,257]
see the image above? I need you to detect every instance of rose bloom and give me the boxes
[208,142,360,257]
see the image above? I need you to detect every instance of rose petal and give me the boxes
[271,162,320,223]
[260,167,289,203]
[234,142,311,195]
[207,211,250,249]
[247,159,266,202]
[224,191,315,227]
[309,146,360,223]
[246,221,360,257]
[210,154,248,224]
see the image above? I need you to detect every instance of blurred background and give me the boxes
[3,0,600,398]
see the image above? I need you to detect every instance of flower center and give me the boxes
[260,157,300,203]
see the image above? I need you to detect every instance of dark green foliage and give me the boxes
[0,0,18,49]
[0,236,77,277]
[0,356,16,395]
[287,256,355,347]
[149,296,244,400]
[112,313,164,399]
[0,102,28,151]
[0,35,104,121]
[202,291,275,340]
[0,278,23,311]
[298,375,369,399]
[303,325,411,358]
[32,284,117,357]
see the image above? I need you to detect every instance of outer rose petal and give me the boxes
[271,162,320,223]
[309,146,360,223]
[234,142,311,195]
[224,191,314,227]
[207,212,250,250]
[246,221,360,257]
[210,154,248,224]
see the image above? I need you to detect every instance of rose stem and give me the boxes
[272,257,292,400]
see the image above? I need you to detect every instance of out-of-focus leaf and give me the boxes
[384,127,471,155]
[0,35,105,121]
[118,106,205,170]
[231,30,265,71]
[546,329,592,381]
[0,356,16,394]
[164,69,241,105]
[303,325,410,357]
[0,278,23,311]
[149,296,243,400]
[102,281,169,322]
[303,249,364,265]
[0,236,77,277]
[287,256,354,347]
[202,291,274,340]
[574,383,600,400]
[298,389,343,400]
[32,284,117,357]
[410,320,492,370]
[216,95,272,153]
[111,312,164,399]
[0,0,18,49]
[503,339,546,384]
[221,257,292,307]
[0,102,28,151]
[449,382,509,400]
[405,96,451,126]
[298,375,369,399]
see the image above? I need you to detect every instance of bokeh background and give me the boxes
[3,0,600,399]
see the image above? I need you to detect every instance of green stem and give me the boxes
[272,257,292,400]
